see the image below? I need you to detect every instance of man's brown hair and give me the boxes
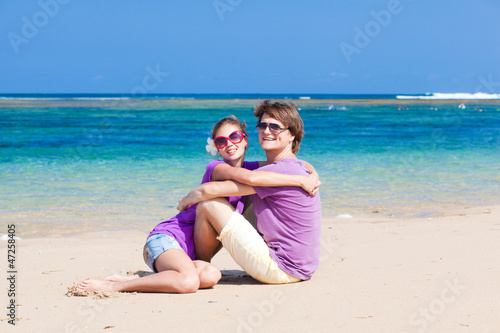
[254,100,304,154]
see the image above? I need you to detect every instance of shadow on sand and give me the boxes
[127,269,261,285]
[218,269,262,285]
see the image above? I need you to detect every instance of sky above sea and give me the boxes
[0,1,499,94]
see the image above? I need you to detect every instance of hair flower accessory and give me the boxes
[206,137,218,156]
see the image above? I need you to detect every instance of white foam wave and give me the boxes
[396,92,500,100]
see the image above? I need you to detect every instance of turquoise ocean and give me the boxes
[1,94,499,237]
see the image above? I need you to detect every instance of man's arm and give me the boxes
[178,180,256,212]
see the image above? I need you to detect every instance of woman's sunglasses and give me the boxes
[256,122,289,135]
[214,130,246,149]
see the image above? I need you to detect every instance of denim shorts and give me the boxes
[143,233,183,272]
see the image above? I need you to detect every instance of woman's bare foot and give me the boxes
[104,274,139,282]
[77,279,118,293]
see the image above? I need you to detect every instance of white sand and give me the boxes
[1,205,499,332]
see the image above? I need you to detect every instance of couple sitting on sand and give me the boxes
[78,100,322,293]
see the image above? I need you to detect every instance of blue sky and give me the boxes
[1,0,499,94]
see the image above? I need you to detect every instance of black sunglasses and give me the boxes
[256,122,289,134]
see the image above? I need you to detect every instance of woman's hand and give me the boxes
[300,173,321,196]
[177,195,189,212]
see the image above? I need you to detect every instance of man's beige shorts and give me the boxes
[217,211,300,284]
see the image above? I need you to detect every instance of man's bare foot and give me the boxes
[77,279,118,293]
[104,274,139,282]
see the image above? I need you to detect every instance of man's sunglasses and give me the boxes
[256,122,289,134]
[213,130,246,149]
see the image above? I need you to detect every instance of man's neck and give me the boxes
[266,149,296,164]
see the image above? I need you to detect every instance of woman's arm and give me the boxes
[303,161,318,177]
[259,160,319,178]
[303,161,321,196]
[211,163,320,196]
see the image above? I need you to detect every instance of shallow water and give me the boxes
[1,97,499,236]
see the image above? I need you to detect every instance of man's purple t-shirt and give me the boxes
[149,160,259,260]
[252,158,322,280]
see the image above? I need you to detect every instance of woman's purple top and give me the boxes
[148,160,259,260]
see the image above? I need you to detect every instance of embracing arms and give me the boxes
[211,161,320,196]
[177,180,255,212]
[178,160,321,212]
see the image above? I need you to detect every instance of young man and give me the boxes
[178,100,322,283]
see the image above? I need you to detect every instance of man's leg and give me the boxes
[195,198,300,284]
[242,198,257,230]
[194,198,235,262]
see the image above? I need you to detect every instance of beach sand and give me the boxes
[1,205,499,332]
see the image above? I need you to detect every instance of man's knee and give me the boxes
[196,198,229,216]
[196,198,234,235]
[196,199,210,215]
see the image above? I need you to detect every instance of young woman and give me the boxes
[77,115,319,294]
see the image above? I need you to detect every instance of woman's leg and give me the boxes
[103,274,140,282]
[78,249,205,294]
